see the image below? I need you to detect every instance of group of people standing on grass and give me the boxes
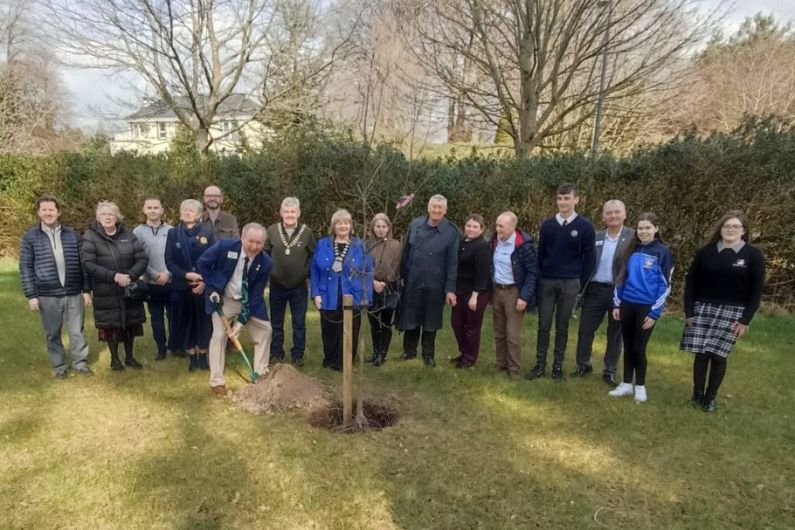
[19,183,765,410]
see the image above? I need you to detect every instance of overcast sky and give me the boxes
[61,0,795,133]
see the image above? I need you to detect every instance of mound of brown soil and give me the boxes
[230,363,332,414]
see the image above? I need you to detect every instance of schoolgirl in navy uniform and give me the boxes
[609,212,673,403]
[680,211,765,412]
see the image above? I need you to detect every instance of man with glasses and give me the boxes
[202,185,239,241]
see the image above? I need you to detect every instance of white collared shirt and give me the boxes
[224,253,248,299]
[556,212,578,226]
[717,240,746,253]
[592,231,620,283]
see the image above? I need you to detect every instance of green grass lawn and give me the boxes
[1,258,793,529]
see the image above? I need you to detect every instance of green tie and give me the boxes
[240,256,250,324]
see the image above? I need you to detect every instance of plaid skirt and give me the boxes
[680,302,745,358]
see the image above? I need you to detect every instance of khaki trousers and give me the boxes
[492,285,526,376]
[209,297,272,387]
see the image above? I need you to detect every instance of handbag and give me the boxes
[125,280,150,302]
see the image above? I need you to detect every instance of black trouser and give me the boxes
[319,306,361,370]
[146,283,172,355]
[403,328,437,360]
[576,282,622,374]
[368,307,394,357]
[693,352,728,399]
[536,278,580,369]
[619,301,654,386]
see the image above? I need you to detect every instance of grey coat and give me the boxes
[397,216,459,331]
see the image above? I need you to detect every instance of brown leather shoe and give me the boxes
[211,385,227,397]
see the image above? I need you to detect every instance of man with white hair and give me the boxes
[490,211,539,380]
[265,197,316,366]
[202,185,239,241]
[573,199,634,385]
[198,223,273,396]
[397,194,459,367]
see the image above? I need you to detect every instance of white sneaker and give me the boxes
[634,385,647,403]
[608,382,634,397]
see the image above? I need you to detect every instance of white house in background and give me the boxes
[110,94,267,155]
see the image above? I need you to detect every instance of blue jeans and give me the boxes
[146,283,172,354]
[269,283,308,360]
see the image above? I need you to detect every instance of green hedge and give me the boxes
[2,118,793,306]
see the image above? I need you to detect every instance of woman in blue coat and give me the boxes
[610,212,673,404]
[165,199,215,371]
[311,209,373,371]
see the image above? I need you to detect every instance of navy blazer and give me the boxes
[197,239,272,320]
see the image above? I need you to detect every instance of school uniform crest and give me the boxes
[733,258,746,268]
[570,229,578,237]
[643,257,655,269]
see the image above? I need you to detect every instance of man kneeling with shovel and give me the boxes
[198,223,273,397]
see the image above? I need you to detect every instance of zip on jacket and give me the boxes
[613,239,674,320]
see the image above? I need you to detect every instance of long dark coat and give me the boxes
[81,221,148,329]
[397,216,459,331]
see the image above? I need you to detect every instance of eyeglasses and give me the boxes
[722,224,743,230]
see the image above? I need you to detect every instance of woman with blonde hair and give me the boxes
[367,213,401,367]
[81,201,148,371]
[310,209,373,371]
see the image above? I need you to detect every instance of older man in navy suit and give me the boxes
[573,200,635,384]
[198,223,272,396]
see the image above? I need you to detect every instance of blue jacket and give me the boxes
[197,239,272,321]
[20,224,90,298]
[310,237,373,311]
[490,230,539,311]
[613,239,674,320]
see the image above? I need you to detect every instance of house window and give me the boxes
[158,123,167,139]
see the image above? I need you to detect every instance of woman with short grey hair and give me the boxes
[165,199,215,371]
[81,201,148,371]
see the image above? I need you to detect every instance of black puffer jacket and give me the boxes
[81,221,148,329]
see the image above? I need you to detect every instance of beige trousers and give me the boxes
[209,297,272,387]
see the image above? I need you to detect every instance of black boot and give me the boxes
[110,354,125,371]
[703,395,717,413]
[373,353,386,367]
[422,355,436,368]
[188,355,199,372]
[123,338,142,368]
[690,390,704,408]
[198,353,209,370]
[125,355,143,369]
[109,342,124,371]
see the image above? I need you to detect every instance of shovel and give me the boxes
[213,303,259,383]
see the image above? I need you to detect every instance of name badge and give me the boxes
[227,251,239,259]
[595,240,604,247]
